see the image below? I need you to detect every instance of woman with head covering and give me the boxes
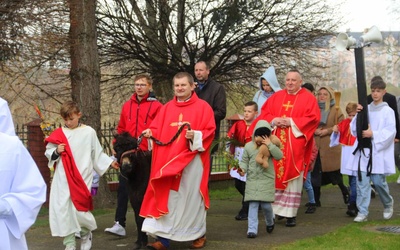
[312,86,349,208]
[252,66,282,114]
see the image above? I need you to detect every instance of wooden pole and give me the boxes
[334,91,341,124]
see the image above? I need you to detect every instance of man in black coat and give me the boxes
[194,61,227,174]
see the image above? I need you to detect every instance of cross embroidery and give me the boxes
[282,101,294,111]
[170,113,190,141]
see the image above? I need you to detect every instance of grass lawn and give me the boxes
[33,172,400,249]
[276,173,400,249]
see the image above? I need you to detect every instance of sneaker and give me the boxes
[80,231,92,250]
[397,174,400,184]
[266,224,274,234]
[285,217,296,227]
[247,232,257,238]
[104,221,126,236]
[383,198,394,220]
[305,204,316,214]
[65,246,76,250]
[234,214,248,220]
[354,214,367,222]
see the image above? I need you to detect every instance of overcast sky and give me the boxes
[337,0,399,32]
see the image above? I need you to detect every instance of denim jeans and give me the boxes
[247,201,274,234]
[303,171,315,204]
[356,171,393,216]
[348,175,357,204]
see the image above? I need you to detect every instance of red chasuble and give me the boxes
[139,92,216,218]
[226,120,252,154]
[45,128,93,211]
[337,118,356,146]
[249,88,320,190]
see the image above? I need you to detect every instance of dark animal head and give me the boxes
[113,132,151,186]
[113,132,138,165]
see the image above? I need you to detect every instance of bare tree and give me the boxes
[0,0,28,62]
[97,0,341,104]
[0,0,71,122]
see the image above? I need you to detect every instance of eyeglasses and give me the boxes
[135,84,148,88]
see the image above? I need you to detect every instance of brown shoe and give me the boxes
[147,241,168,250]
[190,236,206,249]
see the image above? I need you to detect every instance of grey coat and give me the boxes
[239,120,283,202]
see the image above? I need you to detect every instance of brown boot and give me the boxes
[190,236,206,249]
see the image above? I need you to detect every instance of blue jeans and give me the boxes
[303,171,315,203]
[356,172,393,216]
[348,175,357,204]
[247,201,274,234]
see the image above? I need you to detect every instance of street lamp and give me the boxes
[335,26,383,180]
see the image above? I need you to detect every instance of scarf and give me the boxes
[318,99,335,125]
[262,91,274,99]
[45,128,93,211]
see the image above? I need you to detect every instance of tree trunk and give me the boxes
[68,0,101,134]
[68,0,114,207]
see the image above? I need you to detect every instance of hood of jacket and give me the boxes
[259,66,281,92]
[252,119,272,140]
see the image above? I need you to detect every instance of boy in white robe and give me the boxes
[45,101,119,250]
[348,79,395,222]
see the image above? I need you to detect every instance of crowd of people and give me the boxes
[1,62,400,250]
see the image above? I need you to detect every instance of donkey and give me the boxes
[113,132,151,249]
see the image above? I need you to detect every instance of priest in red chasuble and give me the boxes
[140,72,215,250]
[248,69,320,227]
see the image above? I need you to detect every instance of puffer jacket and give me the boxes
[239,120,283,202]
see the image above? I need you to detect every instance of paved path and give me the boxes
[26,182,400,249]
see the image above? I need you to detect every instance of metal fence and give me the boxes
[15,120,230,181]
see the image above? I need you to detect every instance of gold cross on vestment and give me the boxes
[282,101,294,111]
[170,113,190,141]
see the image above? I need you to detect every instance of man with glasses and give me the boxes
[105,74,162,237]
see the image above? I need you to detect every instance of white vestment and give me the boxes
[45,125,113,237]
[330,132,357,176]
[0,97,15,136]
[347,102,396,175]
[142,155,206,241]
[0,133,46,250]
[142,135,207,242]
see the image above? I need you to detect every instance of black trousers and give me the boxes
[234,179,249,215]
[115,174,129,227]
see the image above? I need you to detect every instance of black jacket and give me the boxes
[195,77,226,140]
